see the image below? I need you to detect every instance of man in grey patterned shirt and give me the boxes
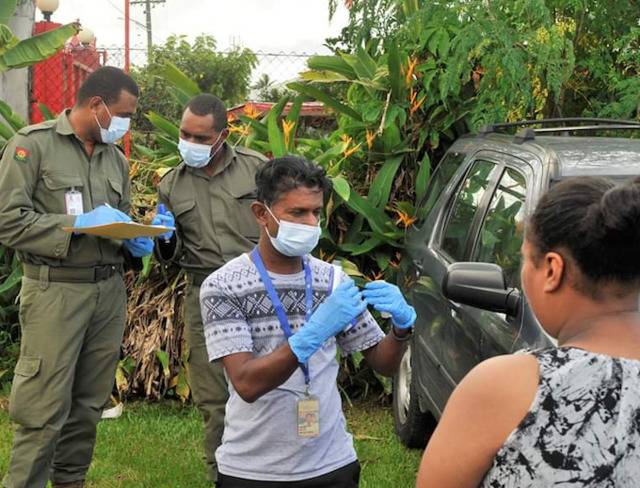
[200,156,416,487]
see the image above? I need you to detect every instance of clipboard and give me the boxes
[62,222,175,239]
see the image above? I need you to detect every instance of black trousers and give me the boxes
[216,461,361,488]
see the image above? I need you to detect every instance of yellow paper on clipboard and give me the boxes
[62,222,175,240]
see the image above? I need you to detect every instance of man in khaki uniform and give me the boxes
[0,67,153,488]
[152,94,267,484]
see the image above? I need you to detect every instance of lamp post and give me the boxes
[77,27,95,46]
[35,0,60,22]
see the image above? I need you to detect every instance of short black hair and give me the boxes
[186,94,227,131]
[528,176,640,295]
[255,156,332,206]
[76,66,139,105]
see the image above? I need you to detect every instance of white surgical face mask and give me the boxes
[266,206,321,257]
[178,132,223,168]
[95,101,130,144]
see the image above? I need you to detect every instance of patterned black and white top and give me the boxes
[482,347,640,487]
[199,253,385,481]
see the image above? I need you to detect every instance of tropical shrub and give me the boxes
[130,35,256,134]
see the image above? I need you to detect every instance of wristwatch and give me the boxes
[391,326,412,342]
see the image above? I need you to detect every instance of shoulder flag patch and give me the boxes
[14,147,30,162]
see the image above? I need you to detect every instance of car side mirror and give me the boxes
[443,262,521,316]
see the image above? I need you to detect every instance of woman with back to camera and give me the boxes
[416,176,640,487]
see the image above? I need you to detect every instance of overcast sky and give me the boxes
[51,0,349,54]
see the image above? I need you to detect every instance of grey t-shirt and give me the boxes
[200,253,385,481]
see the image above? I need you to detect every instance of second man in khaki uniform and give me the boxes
[152,94,267,484]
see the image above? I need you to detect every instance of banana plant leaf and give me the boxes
[288,82,363,122]
[307,55,357,79]
[158,62,201,100]
[266,96,289,158]
[147,111,180,140]
[331,175,351,202]
[0,100,25,131]
[386,40,404,100]
[415,153,431,203]
[368,155,403,207]
[37,103,56,121]
[0,120,14,141]
[0,0,16,27]
[341,48,378,81]
[339,236,383,256]
[267,108,285,157]
[0,23,79,72]
[0,264,21,295]
[344,190,400,238]
[285,95,304,124]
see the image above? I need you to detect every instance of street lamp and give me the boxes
[77,27,95,46]
[36,0,60,21]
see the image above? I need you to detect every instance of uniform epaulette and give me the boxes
[158,165,178,183]
[16,120,57,136]
[235,145,268,161]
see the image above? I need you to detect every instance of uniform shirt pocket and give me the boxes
[226,186,260,241]
[40,172,84,215]
[172,198,200,242]
[106,177,124,207]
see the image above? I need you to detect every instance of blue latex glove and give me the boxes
[288,279,367,364]
[74,205,131,228]
[362,281,416,329]
[124,237,154,257]
[152,204,175,241]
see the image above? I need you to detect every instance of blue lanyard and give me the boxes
[250,247,313,387]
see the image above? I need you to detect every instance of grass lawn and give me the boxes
[0,399,421,487]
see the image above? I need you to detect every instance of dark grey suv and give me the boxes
[393,119,640,448]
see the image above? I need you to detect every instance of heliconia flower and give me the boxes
[282,120,296,148]
[410,89,426,115]
[228,124,251,138]
[394,208,417,228]
[344,142,362,158]
[366,130,376,150]
[405,56,419,87]
[243,103,261,119]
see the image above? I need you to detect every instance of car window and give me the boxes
[473,167,527,287]
[441,160,496,261]
[417,151,466,219]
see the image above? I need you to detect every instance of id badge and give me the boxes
[64,189,83,216]
[297,395,320,438]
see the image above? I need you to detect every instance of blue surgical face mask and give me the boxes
[95,101,130,144]
[178,132,224,168]
[266,206,321,257]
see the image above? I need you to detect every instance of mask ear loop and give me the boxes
[207,131,225,161]
[264,204,280,239]
[93,99,114,134]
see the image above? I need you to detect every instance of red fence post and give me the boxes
[123,0,131,158]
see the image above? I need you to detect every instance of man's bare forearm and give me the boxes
[222,344,300,403]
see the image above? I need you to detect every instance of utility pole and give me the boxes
[130,0,166,60]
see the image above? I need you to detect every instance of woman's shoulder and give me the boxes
[446,353,540,438]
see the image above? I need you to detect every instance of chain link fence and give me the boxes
[30,43,105,123]
[100,46,315,88]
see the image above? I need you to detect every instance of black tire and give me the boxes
[392,344,437,448]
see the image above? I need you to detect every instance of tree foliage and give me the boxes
[131,35,257,132]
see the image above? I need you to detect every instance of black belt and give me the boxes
[23,263,123,283]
